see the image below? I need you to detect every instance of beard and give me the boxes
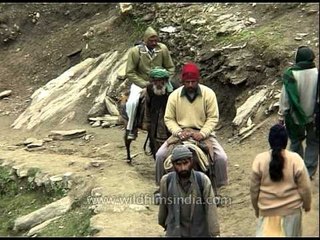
[178,169,192,179]
[153,84,166,96]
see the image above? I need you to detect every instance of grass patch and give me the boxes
[0,191,55,236]
[210,13,295,53]
[36,200,94,237]
[0,167,93,237]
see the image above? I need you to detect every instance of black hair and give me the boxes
[268,124,288,182]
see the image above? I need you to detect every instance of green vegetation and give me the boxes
[37,200,94,237]
[0,190,55,236]
[0,167,93,237]
[210,14,295,55]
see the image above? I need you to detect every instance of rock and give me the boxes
[27,216,61,236]
[232,88,268,127]
[199,49,222,62]
[104,96,119,116]
[92,121,101,127]
[48,129,86,140]
[90,160,106,168]
[87,101,107,119]
[296,33,308,37]
[229,75,247,85]
[294,37,303,41]
[91,187,104,197]
[50,175,63,182]
[83,134,92,141]
[59,111,76,125]
[63,172,73,178]
[248,17,256,24]
[128,204,149,212]
[25,147,46,152]
[190,19,207,25]
[255,65,264,72]
[101,122,111,128]
[119,3,133,14]
[27,140,44,148]
[12,165,27,178]
[274,92,281,99]
[18,169,28,178]
[12,52,120,130]
[142,13,154,21]
[13,196,73,232]
[43,137,53,142]
[160,26,177,33]
[216,14,233,22]
[23,137,38,145]
[89,115,119,125]
[268,101,279,112]
[239,124,255,136]
[307,9,318,15]
[0,90,12,99]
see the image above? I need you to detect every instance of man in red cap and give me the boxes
[154,62,228,199]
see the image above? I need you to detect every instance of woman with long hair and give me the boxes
[250,124,312,236]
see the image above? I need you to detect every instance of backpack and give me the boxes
[166,171,204,203]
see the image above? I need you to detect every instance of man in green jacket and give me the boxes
[125,26,175,139]
[278,46,319,179]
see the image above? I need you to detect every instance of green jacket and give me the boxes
[125,42,175,88]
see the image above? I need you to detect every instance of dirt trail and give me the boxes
[0,115,318,237]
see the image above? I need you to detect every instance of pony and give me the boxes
[162,137,220,200]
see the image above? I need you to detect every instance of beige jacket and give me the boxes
[250,149,312,217]
[164,84,219,138]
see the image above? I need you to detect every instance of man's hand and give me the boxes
[178,130,192,140]
[192,132,204,141]
[304,207,311,213]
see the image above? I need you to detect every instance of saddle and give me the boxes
[164,128,215,172]
[166,128,214,162]
[164,139,210,172]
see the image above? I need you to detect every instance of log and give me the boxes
[239,118,270,142]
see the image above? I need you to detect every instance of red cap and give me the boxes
[181,62,200,80]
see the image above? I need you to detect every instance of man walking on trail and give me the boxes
[125,26,175,140]
[278,45,319,179]
[158,145,220,237]
[155,62,228,194]
[142,67,175,159]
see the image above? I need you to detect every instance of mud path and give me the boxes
[0,115,318,236]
